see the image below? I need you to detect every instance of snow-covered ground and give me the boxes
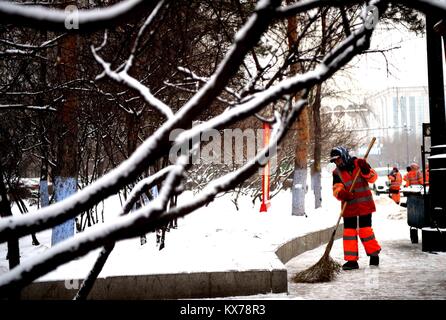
[1,168,339,279]
[2,168,445,300]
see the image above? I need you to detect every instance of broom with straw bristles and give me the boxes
[292,137,376,283]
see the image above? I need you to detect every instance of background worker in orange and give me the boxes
[330,146,381,271]
[387,167,402,204]
[424,163,430,186]
[406,162,423,186]
[403,166,411,187]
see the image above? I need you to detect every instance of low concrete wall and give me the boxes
[21,268,287,300]
[20,224,343,300]
[275,224,344,264]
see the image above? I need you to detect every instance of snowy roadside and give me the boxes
[0,171,404,285]
[1,170,343,282]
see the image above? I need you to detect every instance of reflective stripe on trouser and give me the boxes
[359,227,381,256]
[343,228,358,261]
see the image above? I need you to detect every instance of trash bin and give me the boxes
[407,193,429,229]
[405,191,429,244]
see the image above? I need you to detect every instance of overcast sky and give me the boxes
[357,25,429,91]
[325,22,444,106]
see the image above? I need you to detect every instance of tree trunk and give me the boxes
[51,24,79,246]
[287,0,309,216]
[311,83,322,208]
[311,10,326,209]
[13,196,40,246]
[0,164,21,300]
[36,28,48,244]
[0,163,20,270]
[291,109,310,216]
[126,113,139,158]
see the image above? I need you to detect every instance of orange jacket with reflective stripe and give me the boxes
[406,170,423,186]
[332,159,377,218]
[388,172,402,190]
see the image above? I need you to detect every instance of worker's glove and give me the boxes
[357,158,371,174]
[338,189,355,201]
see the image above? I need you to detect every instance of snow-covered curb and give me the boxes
[3,182,347,299]
[19,223,342,299]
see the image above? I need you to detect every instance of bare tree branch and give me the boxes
[0,0,152,32]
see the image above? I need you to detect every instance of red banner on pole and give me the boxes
[260,122,271,212]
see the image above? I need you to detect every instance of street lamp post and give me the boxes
[404,124,409,164]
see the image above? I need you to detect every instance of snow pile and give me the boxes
[374,195,407,220]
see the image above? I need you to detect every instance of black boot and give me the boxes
[342,261,359,270]
[370,255,379,266]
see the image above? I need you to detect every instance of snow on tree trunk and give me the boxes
[311,170,322,208]
[291,168,307,215]
[292,107,310,216]
[51,177,76,245]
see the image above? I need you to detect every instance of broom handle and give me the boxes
[333,137,377,231]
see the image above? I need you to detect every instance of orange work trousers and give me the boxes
[389,188,400,204]
[343,214,381,261]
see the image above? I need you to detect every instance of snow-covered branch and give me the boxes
[174,23,375,147]
[0,98,302,296]
[0,0,370,247]
[120,166,173,215]
[0,0,283,244]
[0,49,33,56]
[91,46,174,120]
[1,0,442,298]
[0,34,66,50]
[276,0,364,18]
[124,0,166,73]
[161,99,307,233]
[0,95,63,111]
[0,158,187,295]
[177,67,242,101]
[74,164,174,300]
[163,80,237,107]
[0,16,375,291]
[277,0,446,18]
[0,103,57,111]
[0,0,151,31]
[398,0,446,15]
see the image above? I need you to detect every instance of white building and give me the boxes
[320,86,440,168]
[366,86,431,136]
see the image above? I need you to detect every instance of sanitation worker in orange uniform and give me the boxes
[330,146,381,270]
[406,163,423,186]
[387,167,402,204]
[403,166,411,187]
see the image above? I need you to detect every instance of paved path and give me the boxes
[284,202,446,300]
[286,235,446,300]
[237,200,446,300]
